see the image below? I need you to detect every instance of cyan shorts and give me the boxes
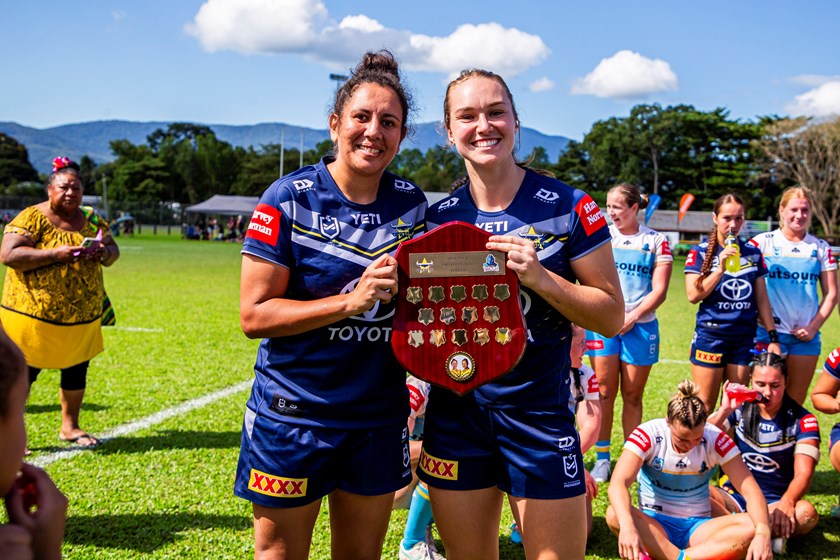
[643,510,710,549]
[586,319,660,366]
[755,326,821,356]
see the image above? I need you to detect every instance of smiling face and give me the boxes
[445,76,518,169]
[606,190,639,233]
[780,196,812,235]
[328,83,406,181]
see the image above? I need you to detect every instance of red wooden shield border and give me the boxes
[392,221,527,395]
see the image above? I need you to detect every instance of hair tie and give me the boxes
[52,156,78,173]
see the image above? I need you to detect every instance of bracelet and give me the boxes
[767,330,780,344]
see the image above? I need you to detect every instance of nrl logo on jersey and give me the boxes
[293,179,314,192]
[319,215,341,240]
[518,225,546,250]
[393,180,416,192]
[391,217,414,242]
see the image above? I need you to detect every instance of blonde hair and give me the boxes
[608,183,649,210]
[778,185,814,230]
[666,380,707,429]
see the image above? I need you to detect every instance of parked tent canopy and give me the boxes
[184,195,259,216]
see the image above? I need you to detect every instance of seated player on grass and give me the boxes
[707,351,820,551]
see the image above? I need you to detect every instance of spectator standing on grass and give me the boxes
[587,183,673,483]
[0,327,68,560]
[234,51,427,560]
[420,68,622,560]
[607,380,772,560]
[684,193,781,413]
[708,351,820,554]
[810,346,840,519]
[0,156,119,449]
[748,186,838,404]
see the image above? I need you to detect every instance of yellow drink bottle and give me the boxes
[724,230,741,273]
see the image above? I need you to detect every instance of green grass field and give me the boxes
[3,233,839,559]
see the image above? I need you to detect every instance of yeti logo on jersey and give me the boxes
[391,218,414,242]
[720,278,752,302]
[438,197,460,211]
[519,225,546,250]
[534,188,559,203]
[319,215,341,240]
[563,454,578,479]
[293,179,314,192]
[394,180,415,192]
[341,278,395,322]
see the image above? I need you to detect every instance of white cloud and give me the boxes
[185,0,548,76]
[571,50,678,99]
[528,77,555,92]
[786,81,840,117]
[338,15,385,33]
[185,0,329,53]
[789,74,840,87]
[112,11,127,22]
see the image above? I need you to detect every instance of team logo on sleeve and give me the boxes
[628,427,652,452]
[575,194,607,235]
[661,239,672,257]
[246,203,280,244]
[714,432,736,456]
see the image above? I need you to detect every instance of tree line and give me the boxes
[1,105,838,239]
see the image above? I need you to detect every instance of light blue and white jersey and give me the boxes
[625,418,740,518]
[611,224,673,323]
[749,229,837,334]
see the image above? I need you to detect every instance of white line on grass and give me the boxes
[113,326,164,332]
[32,379,252,468]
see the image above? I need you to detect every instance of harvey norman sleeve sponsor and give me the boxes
[246,203,280,245]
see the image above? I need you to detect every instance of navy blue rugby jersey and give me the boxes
[684,240,767,336]
[426,170,610,409]
[242,157,427,429]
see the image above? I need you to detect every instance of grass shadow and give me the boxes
[64,512,250,552]
[26,402,110,414]
[94,429,242,455]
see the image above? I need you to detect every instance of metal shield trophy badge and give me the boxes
[392,221,527,395]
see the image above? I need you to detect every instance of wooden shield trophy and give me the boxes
[392,221,527,395]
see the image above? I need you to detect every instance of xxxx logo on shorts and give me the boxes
[248,469,307,498]
[694,349,722,364]
[419,450,458,480]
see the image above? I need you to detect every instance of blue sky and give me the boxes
[3,0,839,140]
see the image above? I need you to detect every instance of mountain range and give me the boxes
[0,120,570,175]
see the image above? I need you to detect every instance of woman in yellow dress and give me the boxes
[1,157,119,447]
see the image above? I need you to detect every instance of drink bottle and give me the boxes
[726,383,768,407]
[724,230,741,273]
